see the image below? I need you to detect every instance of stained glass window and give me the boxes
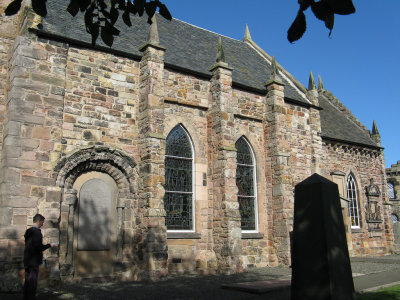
[387,182,396,199]
[236,137,257,231]
[164,125,193,230]
[347,174,360,228]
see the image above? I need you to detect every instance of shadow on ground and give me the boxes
[3,267,292,300]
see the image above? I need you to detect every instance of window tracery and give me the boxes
[164,125,194,230]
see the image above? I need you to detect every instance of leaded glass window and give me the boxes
[387,182,396,199]
[347,174,360,228]
[236,137,257,231]
[392,214,399,223]
[164,125,194,230]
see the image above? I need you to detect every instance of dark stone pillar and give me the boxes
[291,173,354,300]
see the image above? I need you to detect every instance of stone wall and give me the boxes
[387,161,400,251]
[320,142,393,256]
[0,4,395,290]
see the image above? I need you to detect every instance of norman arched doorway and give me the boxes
[73,172,118,278]
[55,146,138,280]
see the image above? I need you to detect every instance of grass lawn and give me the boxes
[357,284,400,300]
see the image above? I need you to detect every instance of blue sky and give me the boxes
[163,1,399,168]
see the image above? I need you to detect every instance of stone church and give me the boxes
[0,2,394,290]
[387,161,400,251]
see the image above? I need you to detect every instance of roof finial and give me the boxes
[318,75,324,91]
[243,24,252,42]
[371,120,381,146]
[148,14,160,45]
[271,56,280,81]
[216,37,226,63]
[264,56,284,86]
[372,120,380,136]
[308,71,316,91]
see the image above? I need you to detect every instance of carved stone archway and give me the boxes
[55,146,138,279]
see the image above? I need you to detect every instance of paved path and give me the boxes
[2,255,400,299]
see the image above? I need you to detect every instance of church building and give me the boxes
[0,2,394,290]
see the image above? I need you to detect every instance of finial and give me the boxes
[372,120,380,136]
[371,120,381,146]
[209,36,233,72]
[148,14,160,45]
[308,71,316,91]
[243,24,252,42]
[271,56,280,80]
[264,56,284,86]
[216,37,226,63]
[318,75,324,91]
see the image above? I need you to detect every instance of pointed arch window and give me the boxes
[164,125,194,231]
[347,174,360,228]
[235,137,258,232]
[387,182,396,199]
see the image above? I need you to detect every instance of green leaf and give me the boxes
[110,6,119,24]
[5,0,22,16]
[311,1,331,21]
[134,0,146,16]
[325,12,334,35]
[287,10,307,43]
[79,0,91,12]
[159,3,172,21]
[101,26,114,47]
[298,0,311,11]
[145,1,157,23]
[89,24,100,46]
[31,0,47,17]
[67,0,80,16]
[122,9,132,27]
[325,0,355,15]
[128,1,137,14]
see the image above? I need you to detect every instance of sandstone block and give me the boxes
[32,127,51,140]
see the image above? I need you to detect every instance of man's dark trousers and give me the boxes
[23,266,39,300]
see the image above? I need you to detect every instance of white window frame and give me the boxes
[347,174,360,229]
[165,125,195,233]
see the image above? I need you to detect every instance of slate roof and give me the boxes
[39,2,307,102]
[37,2,379,149]
[319,95,378,148]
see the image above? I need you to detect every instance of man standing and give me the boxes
[23,214,55,300]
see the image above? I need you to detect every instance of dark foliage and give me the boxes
[288,0,355,43]
[5,0,172,47]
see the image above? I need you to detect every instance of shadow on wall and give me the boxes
[0,229,25,292]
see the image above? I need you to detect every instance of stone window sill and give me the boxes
[242,232,264,239]
[351,228,363,233]
[167,232,201,239]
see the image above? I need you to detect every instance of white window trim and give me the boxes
[165,125,196,233]
[347,174,360,229]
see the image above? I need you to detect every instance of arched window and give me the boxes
[235,137,258,232]
[164,125,194,231]
[392,214,399,223]
[387,182,396,199]
[347,174,360,228]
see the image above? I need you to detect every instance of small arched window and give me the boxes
[387,182,396,199]
[347,174,360,228]
[392,214,399,223]
[164,125,194,231]
[235,137,258,232]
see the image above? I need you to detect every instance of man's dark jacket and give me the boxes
[23,227,50,268]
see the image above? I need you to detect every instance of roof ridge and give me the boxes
[168,15,243,43]
[319,90,370,135]
[243,38,309,97]
[242,39,309,99]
